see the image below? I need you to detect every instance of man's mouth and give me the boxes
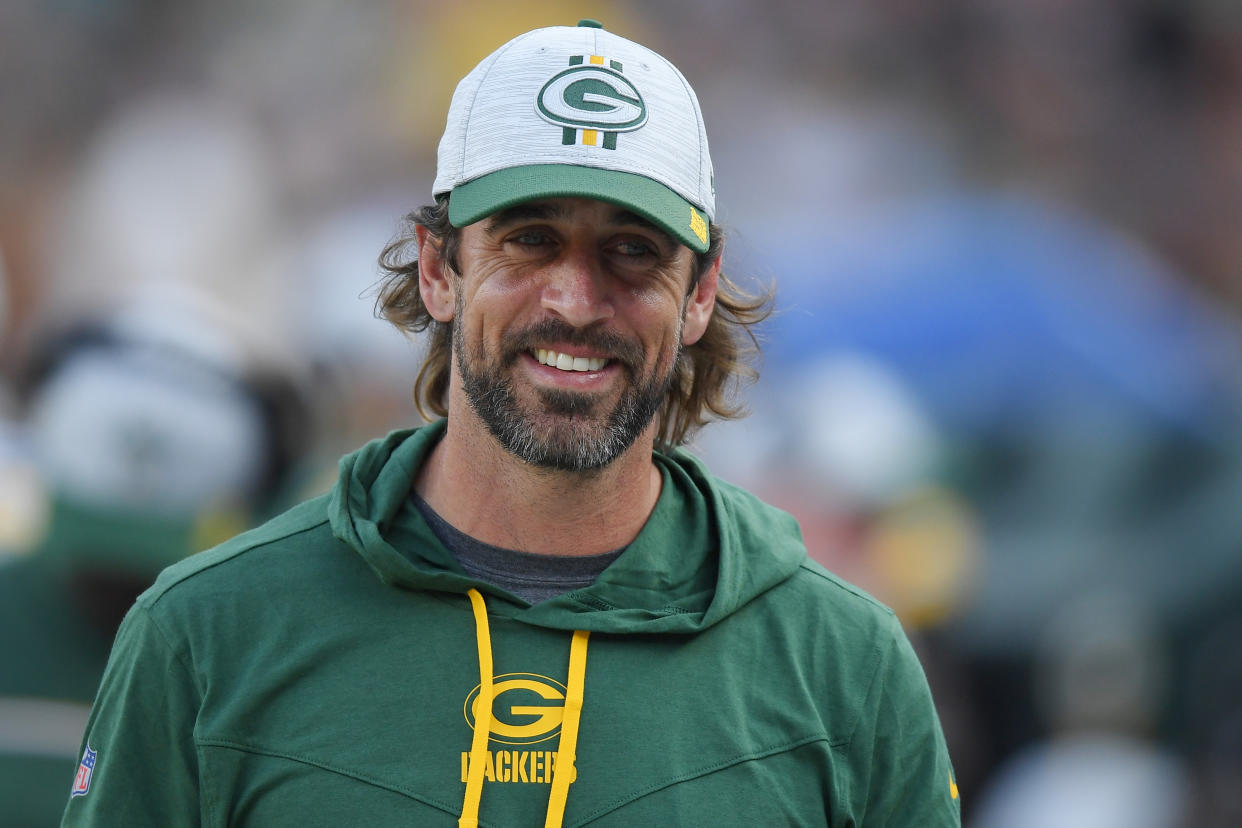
[532,348,608,373]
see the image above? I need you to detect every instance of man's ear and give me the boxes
[681,254,720,346]
[417,224,456,323]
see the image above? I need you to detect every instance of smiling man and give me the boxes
[441,198,705,476]
[64,21,961,828]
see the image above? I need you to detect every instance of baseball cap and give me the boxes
[433,20,715,253]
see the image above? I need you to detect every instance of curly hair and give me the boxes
[375,199,772,448]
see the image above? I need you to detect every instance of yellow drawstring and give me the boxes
[545,628,589,827]
[460,589,495,828]
[458,589,590,828]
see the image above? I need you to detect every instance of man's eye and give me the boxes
[616,240,656,258]
[509,230,551,247]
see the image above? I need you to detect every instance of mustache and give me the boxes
[502,319,644,372]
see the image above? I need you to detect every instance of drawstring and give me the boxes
[460,589,495,828]
[545,628,589,827]
[459,589,590,828]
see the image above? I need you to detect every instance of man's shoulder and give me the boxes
[769,556,903,646]
[793,557,894,616]
[136,492,338,611]
[665,447,806,545]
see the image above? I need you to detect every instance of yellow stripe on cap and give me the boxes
[583,57,605,147]
[689,207,708,244]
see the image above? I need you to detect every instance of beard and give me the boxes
[454,314,678,472]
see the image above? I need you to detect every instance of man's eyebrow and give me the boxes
[484,201,677,247]
[611,210,677,248]
[485,203,566,231]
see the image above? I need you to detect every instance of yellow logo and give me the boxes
[460,673,572,785]
[460,749,568,785]
[949,770,959,800]
[463,673,566,746]
[689,207,708,245]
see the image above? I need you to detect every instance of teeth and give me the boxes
[534,349,607,372]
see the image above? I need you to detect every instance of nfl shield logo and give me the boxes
[71,745,97,797]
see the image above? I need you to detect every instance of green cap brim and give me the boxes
[447,164,711,254]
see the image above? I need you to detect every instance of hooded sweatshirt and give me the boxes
[62,422,961,827]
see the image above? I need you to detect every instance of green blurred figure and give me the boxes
[0,301,307,827]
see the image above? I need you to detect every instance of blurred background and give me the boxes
[1,0,1240,825]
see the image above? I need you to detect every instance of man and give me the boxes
[63,21,960,827]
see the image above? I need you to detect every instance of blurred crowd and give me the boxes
[2,1,1240,825]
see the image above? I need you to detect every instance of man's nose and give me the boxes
[539,245,616,328]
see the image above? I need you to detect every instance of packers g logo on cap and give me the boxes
[537,56,647,149]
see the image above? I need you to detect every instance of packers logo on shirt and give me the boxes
[461,673,572,785]
[463,672,566,745]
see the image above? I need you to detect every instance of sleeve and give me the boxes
[60,603,204,827]
[846,613,961,827]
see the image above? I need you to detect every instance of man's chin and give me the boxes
[460,349,668,471]
[495,417,626,472]
[534,386,612,418]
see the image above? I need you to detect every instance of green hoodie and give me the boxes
[62,422,960,826]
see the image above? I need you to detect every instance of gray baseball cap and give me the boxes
[432,21,715,252]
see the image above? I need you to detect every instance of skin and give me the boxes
[412,197,720,557]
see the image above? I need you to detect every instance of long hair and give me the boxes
[375,199,772,448]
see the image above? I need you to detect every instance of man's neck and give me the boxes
[413,410,663,558]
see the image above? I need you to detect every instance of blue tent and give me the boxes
[737,191,1242,442]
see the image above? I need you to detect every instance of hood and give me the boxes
[329,421,807,634]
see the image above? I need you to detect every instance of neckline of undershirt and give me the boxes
[409,491,626,604]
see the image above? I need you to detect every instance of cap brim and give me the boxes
[447,164,710,254]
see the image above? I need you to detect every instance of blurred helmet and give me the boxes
[20,294,309,578]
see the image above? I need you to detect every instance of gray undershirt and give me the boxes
[411,493,624,604]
